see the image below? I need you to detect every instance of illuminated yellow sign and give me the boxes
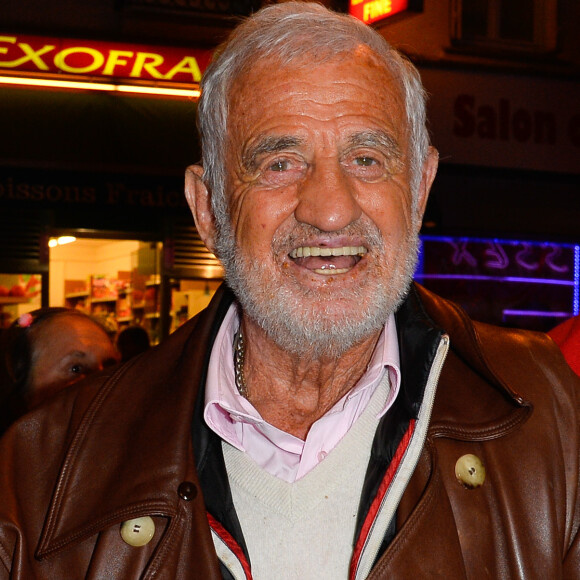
[349,0,411,25]
[0,34,212,83]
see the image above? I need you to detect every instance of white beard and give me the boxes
[216,218,419,358]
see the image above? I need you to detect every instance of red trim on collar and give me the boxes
[207,512,253,579]
[349,419,416,580]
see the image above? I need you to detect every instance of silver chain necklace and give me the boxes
[233,327,249,399]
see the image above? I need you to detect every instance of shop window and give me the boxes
[51,237,223,345]
[451,0,558,54]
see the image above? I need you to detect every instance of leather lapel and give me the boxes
[36,285,233,559]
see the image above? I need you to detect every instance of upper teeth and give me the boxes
[289,246,367,258]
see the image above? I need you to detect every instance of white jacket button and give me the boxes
[120,516,155,547]
[455,454,486,489]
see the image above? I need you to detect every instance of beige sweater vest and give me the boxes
[222,371,390,579]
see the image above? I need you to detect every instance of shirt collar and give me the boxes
[203,303,401,449]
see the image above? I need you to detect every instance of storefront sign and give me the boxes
[0,34,212,84]
[349,0,417,25]
[421,68,580,174]
[0,168,188,211]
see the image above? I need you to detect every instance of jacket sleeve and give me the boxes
[0,529,14,579]
[564,532,580,579]
[562,374,580,580]
[0,392,83,578]
[0,437,31,578]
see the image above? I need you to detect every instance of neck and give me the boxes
[239,316,381,439]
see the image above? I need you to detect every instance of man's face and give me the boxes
[28,315,119,408]
[210,48,436,355]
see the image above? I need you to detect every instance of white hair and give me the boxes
[196,1,430,260]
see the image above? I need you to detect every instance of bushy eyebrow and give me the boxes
[347,130,402,159]
[241,130,403,172]
[62,351,88,361]
[242,135,304,172]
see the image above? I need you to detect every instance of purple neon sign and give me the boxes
[416,236,579,331]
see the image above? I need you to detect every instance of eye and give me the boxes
[343,151,389,182]
[354,156,378,167]
[259,156,307,187]
[70,364,84,375]
[269,159,290,172]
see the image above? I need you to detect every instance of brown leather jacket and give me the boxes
[0,283,579,579]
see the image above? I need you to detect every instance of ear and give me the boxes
[414,146,439,230]
[185,165,217,254]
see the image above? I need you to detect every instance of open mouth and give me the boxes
[288,245,368,275]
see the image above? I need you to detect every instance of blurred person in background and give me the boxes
[550,314,580,375]
[0,307,119,435]
[116,324,151,363]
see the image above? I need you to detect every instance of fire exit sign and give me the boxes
[349,0,422,25]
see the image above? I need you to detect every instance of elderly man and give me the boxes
[1,3,579,579]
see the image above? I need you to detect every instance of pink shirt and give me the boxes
[204,305,401,482]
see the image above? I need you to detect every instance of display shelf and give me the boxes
[91,297,117,304]
[63,272,161,338]
[0,296,31,305]
[64,291,89,299]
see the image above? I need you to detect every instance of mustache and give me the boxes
[271,219,384,254]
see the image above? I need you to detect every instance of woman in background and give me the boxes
[0,307,119,436]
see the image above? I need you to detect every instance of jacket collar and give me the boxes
[407,283,531,437]
[36,284,235,560]
[356,283,530,555]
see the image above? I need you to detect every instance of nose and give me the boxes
[294,159,362,232]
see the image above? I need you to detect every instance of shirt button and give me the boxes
[317,450,327,462]
[455,454,486,489]
[178,481,198,501]
[120,516,155,547]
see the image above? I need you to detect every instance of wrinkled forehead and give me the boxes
[229,43,402,101]
[225,46,409,150]
[31,315,107,346]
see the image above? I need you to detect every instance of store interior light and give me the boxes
[0,75,200,98]
[48,236,77,248]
